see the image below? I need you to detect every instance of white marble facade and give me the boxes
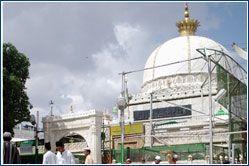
[119,26,237,147]
[124,83,230,147]
[42,109,103,164]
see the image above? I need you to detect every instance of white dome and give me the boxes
[143,35,230,87]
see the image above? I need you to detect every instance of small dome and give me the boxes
[142,35,230,92]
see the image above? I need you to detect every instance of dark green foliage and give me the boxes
[3,43,32,135]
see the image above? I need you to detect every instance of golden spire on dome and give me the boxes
[176,3,200,36]
[184,3,189,20]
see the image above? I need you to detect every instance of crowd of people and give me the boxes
[3,131,232,165]
[43,141,94,164]
[3,132,94,164]
[124,154,178,164]
[3,131,176,165]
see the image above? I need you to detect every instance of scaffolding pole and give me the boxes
[150,93,153,148]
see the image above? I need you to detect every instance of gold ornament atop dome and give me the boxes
[176,3,200,36]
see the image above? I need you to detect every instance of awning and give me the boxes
[11,138,30,143]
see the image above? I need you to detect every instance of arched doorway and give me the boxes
[59,133,88,164]
[42,110,103,164]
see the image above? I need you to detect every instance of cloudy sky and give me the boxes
[2,2,247,126]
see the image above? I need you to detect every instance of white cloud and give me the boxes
[114,23,140,50]
[65,94,93,111]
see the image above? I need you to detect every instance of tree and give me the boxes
[3,43,32,135]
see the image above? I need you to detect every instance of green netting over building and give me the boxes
[216,63,247,162]
[112,144,206,163]
[217,64,247,119]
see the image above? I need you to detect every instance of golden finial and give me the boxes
[184,3,189,20]
[176,2,200,36]
[70,105,73,113]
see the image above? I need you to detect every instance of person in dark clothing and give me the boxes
[3,132,21,164]
[223,156,230,164]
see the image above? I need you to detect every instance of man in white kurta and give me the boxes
[43,142,56,164]
[56,141,75,164]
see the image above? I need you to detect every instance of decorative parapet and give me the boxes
[42,109,103,123]
[141,72,217,96]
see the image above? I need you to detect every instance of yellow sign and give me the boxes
[111,123,143,136]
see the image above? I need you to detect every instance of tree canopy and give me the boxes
[3,43,32,135]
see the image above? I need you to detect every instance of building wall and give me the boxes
[121,79,230,147]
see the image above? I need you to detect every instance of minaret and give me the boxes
[70,105,74,113]
[176,3,200,36]
[49,100,54,116]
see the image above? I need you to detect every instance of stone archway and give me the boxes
[42,110,103,164]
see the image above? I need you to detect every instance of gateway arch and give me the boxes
[42,110,103,164]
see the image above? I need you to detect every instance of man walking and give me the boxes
[43,142,56,164]
[56,141,75,164]
[3,132,21,164]
[84,147,94,164]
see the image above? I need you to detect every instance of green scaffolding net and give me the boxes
[216,63,247,158]
[217,64,247,119]
[112,144,206,163]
